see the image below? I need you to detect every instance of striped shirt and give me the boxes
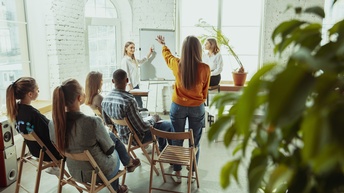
[101,89,155,144]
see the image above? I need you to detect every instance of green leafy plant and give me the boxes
[196,19,245,73]
[209,3,344,193]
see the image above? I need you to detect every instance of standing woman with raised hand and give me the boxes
[121,41,153,108]
[202,37,223,86]
[6,77,61,175]
[50,78,128,193]
[156,35,210,183]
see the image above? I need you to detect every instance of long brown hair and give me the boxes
[179,36,203,89]
[52,78,82,152]
[123,41,136,61]
[207,37,220,55]
[6,77,37,123]
[85,71,102,106]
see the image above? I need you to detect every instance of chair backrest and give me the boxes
[93,108,118,135]
[59,149,125,193]
[21,132,60,164]
[110,117,137,138]
[150,127,195,146]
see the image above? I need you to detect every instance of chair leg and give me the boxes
[34,151,44,193]
[15,142,26,193]
[142,146,159,175]
[90,171,97,193]
[57,160,64,193]
[193,156,200,188]
[149,147,155,193]
[122,169,127,185]
[129,149,137,159]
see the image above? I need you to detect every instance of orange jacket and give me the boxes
[162,46,210,106]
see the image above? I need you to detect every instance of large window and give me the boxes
[0,0,29,112]
[85,0,121,94]
[180,0,264,83]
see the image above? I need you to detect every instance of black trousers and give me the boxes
[210,74,221,86]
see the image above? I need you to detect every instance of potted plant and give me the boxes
[196,19,247,86]
[209,3,344,193]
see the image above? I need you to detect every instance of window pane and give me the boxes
[220,26,260,81]
[0,0,20,21]
[180,0,218,27]
[85,0,117,18]
[88,25,118,95]
[222,0,262,26]
[0,0,28,109]
[0,23,26,63]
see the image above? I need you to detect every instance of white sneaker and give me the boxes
[45,166,60,177]
[171,171,182,184]
[142,144,152,154]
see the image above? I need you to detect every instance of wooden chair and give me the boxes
[58,150,126,193]
[15,131,78,193]
[92,108,117,135]
[111,117,160,178]
[149,128,200,193]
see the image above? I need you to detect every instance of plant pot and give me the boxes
[232,72,247,86]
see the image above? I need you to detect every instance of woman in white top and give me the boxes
[121,41,153,108]
[202,38,223,86]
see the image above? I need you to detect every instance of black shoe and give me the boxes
[127,159,141,173]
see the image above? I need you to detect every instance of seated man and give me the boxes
[102,69,174,150]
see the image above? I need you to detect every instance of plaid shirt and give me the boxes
[101,89,155,145]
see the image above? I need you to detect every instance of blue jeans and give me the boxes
[104,150,120,191]
[141,121,174,151]
[109,132,130,166]
[133,85,143,108]
[169,102,205,171]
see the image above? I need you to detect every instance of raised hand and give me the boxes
[156,35,165,45]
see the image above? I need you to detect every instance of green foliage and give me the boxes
[209,4,344,193]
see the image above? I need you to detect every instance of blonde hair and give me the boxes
[123,41,136,61]
[179,36,203,89]
[85,71,102,106]
[52,78,82,152]
[6,77,37,123]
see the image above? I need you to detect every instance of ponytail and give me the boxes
[6,84,17,123]
[52,86,67,152]
[51,78,82,152]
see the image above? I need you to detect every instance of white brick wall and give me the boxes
[46,0,88,91]
[131,0,175,44]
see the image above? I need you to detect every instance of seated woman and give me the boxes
[84,71,140,171]
[50,78,128,193]
[6,77,61,175]
[85,71,104,114]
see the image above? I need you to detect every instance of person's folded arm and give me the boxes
[127,102,152,134]
[94,117,115,155]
